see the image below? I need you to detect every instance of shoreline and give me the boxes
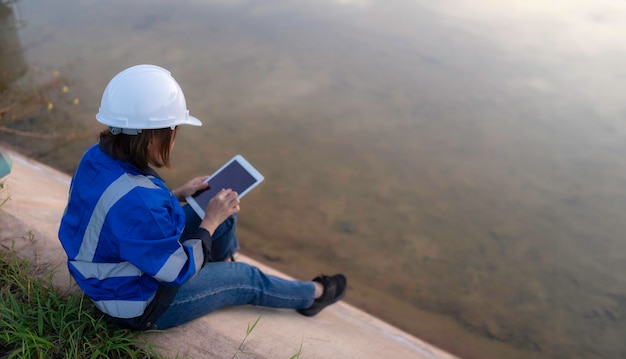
[0,139,535,359]
[0,141,530,359]
[0,146,458,359]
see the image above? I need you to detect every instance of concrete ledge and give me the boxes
[0,147,458,359]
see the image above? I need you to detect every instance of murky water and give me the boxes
[2,0,626,358]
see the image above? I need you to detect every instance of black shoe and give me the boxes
[297,274,347,317]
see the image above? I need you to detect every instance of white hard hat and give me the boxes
[96,64,202,135]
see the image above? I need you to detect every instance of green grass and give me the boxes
[0,248,162,359]
[0,251,304,359]
[231,315,303,359]
[0,182,8,208]
[232,315,262,358]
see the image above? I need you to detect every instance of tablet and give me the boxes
[185,154,264,218]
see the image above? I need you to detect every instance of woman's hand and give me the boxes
[200,189,240,235]
[172,176,209,201]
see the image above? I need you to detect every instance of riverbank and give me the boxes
[0,147,457,359]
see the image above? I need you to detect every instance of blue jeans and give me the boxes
[152,205,316,329]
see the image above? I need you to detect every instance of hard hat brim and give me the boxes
[177,115,202,127]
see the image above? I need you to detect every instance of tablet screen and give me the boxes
[185,155,264,218]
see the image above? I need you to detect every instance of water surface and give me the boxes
[2,1,626,358]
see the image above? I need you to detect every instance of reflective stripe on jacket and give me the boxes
[59,145,204,319]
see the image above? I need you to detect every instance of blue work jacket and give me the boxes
[59,144,208,327]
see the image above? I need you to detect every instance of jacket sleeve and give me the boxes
[181,227,214,264]
[114,193,206,286]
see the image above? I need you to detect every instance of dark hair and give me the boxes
[99,128,176,169]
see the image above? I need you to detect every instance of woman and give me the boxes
[58,64,346,330]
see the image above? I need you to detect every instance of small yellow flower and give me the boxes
[47,102,54,111]
[73,98,80,105]
[62,86,68,93]
[53,71,60,77]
